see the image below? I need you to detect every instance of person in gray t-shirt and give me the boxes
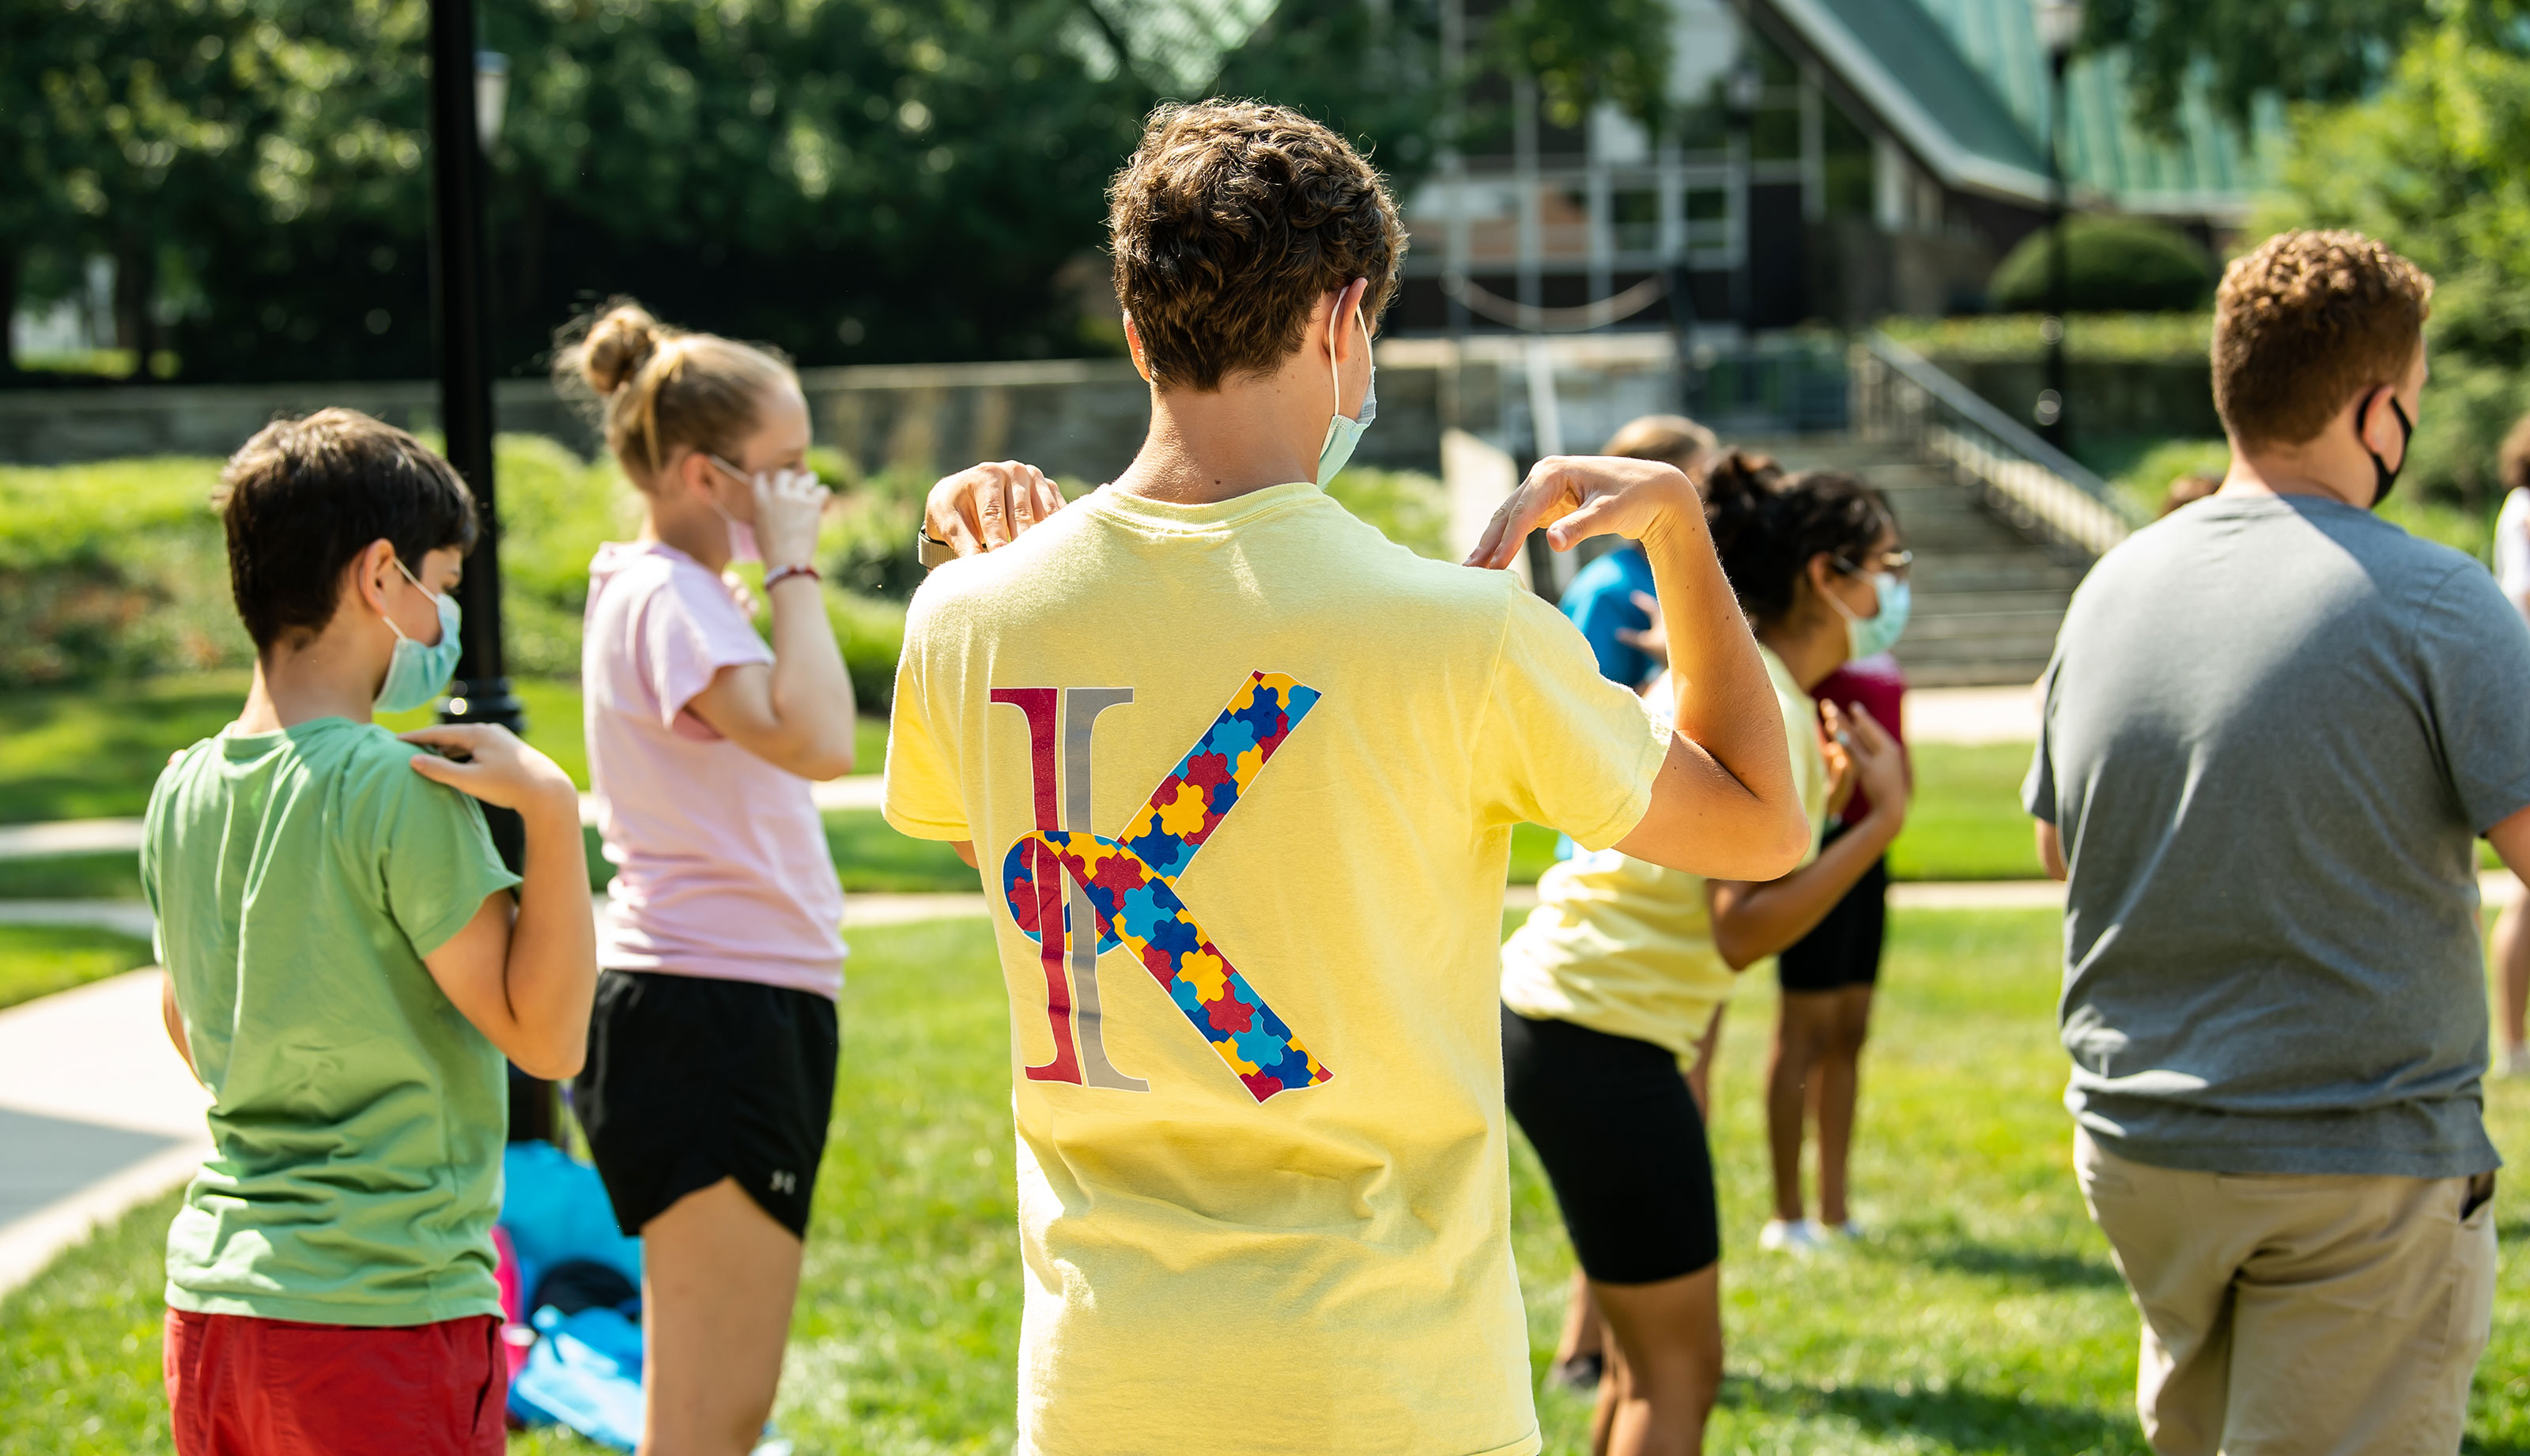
[2024,231,2521,1456]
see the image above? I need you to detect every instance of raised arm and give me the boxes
[689,470,858,779]
[1467,455,1807,881]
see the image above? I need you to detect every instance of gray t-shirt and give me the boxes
[2025,492,2530,1178]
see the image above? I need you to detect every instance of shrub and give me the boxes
[1989,217,2218,314]
[1877,312,2211,364]
[1324,467,1450,558]
[0,458,247,685]
[0,445,1454,702]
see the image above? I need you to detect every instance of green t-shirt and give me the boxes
[143,718,521,1326]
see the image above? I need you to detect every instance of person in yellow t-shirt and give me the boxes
[1499,452,1912,1455]
[880,100,1810,1456]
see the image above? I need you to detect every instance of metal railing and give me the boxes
[1852,331,2140,557]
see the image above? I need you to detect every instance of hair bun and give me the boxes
[577,302,663,397]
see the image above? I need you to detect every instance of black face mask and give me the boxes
[2356,394,2415,509]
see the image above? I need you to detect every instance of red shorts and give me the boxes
[163,1307,506,1456]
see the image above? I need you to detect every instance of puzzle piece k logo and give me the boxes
[993,673,1331,1103]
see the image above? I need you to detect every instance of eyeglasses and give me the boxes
[1834,548,1913,579]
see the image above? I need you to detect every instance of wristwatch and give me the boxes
[917,526,957,569]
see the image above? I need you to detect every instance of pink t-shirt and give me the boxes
[582,541,844,996]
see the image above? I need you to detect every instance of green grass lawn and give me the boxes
[8,910,2524,1454]
[0,924,155,1012]
[0,671,2049,887]
[1890,743,2045,881]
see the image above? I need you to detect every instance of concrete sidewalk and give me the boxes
[0,970,211,1298]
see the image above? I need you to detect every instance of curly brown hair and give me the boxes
[1107,100,1406,391]
[2212,230,2433,448]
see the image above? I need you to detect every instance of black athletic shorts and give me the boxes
[573,969,838,1239]
[1501,1006,1720,1284]
[1777,832,1887,995]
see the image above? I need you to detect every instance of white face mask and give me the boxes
[1316,304,1376,486]
[705,453,762,564]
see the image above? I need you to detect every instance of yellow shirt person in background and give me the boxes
[882,102,1808,1456]
[1497,451,1913,1454]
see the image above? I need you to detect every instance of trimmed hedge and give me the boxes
[1990,217,2217,314]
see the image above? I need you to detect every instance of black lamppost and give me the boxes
[430,3,550,1142]
[427,0,525,843]
[2036,1,2082,450]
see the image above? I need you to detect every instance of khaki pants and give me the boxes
[2073,1129,2497,1456]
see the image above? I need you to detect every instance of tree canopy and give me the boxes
[2265,12,2530,501]
[4,0,1665,384]
[2085,0,2526,132]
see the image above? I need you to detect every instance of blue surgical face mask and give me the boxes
[376,557,464,713]
[1316,308,1376,486]
[1827,571,1909,662]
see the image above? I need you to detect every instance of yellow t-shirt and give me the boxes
[882,481,1669,1456]
[1498,644,1829,1064]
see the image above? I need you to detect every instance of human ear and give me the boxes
[1122,314,1150,382]
[351,538,399,617]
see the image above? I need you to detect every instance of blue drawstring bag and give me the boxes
[498,1141,643,1303]
[498,1143,648,1447]
[509,1305,646,1450]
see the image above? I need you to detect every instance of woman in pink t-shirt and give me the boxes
[555,300,863,1454]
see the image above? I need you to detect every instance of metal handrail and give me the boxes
[1854,330,2141,557]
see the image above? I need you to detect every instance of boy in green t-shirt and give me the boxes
[145,409,597,1456]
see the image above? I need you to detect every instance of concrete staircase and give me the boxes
[1758,436,2087,688]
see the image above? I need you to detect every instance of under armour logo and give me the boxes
[992,672,1332,1103]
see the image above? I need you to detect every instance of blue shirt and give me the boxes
[1554,545,1659,862]
[1561,545,1659,690]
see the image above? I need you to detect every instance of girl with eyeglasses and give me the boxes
[1498,451,1911,1454]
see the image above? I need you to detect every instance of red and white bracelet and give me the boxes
[763,564,821,590]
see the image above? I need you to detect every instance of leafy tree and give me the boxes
[1486,0,1671,134]
[2265,15,2530,503]
[8,0,1668,385]
[2084,0,2527,133]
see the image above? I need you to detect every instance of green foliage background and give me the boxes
[0,450,1448,702]
[2,0,1671,384]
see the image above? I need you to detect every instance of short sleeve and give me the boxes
[2415,564,2530,834]
[1472,586,1671,850]
[378,768,523,957]
[880,610,969,841]
[2022,651,2060,824]
[637,565,775,726]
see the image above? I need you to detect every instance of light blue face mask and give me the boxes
[376,557,464,713]
[1316,307,1376,486]
[1829,571,1910,662]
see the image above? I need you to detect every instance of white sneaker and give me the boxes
[2502,1046,2530,1080]
[1759,1218,1824,1253]
[1819,1218,1866,1243]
